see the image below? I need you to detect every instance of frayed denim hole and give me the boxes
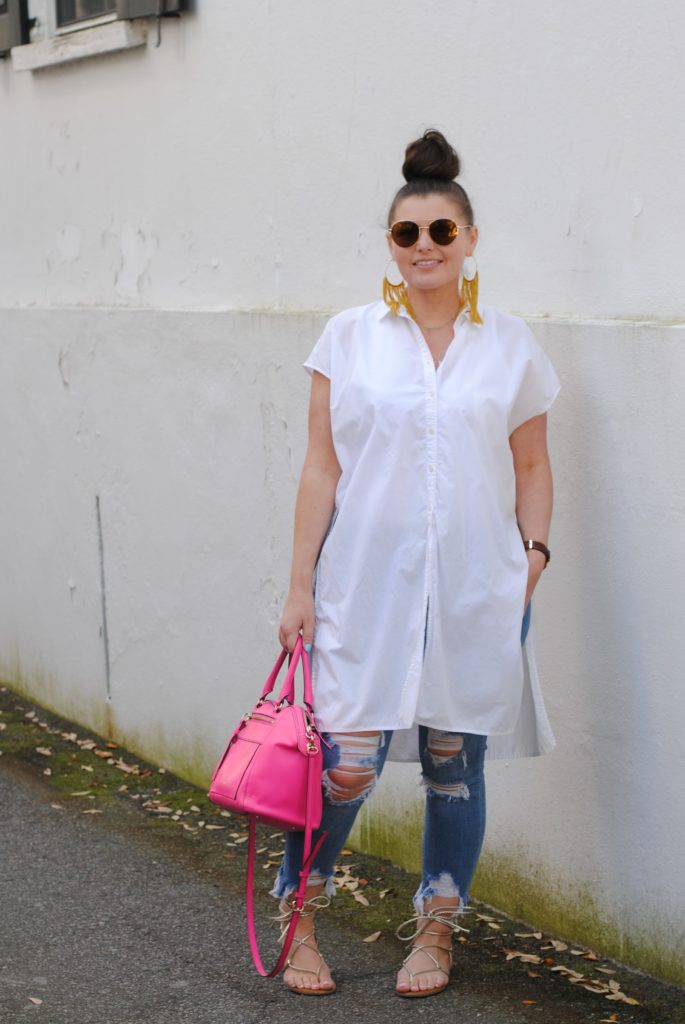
[413,872,463,914]
[322,732,382,805]
[425,730,465,768]
[422,777,471,801]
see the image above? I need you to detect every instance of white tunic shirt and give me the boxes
[305,299,560,761]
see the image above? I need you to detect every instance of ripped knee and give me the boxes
[323,731,383,806]
[425,729,465,767]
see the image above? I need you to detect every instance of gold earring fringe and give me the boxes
[383,276,416,319]
[461,272,483,325]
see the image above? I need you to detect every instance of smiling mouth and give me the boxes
[414,260,442,268]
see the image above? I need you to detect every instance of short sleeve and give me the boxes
[304,318,333,379]
[508,326,561,434]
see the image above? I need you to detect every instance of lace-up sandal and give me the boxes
[276,895,336,996]
[394,906,466,998]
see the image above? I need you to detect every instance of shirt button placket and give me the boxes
[426,356,438,534]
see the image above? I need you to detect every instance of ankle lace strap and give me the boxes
[274,894,330,941]
[395,906,469,942]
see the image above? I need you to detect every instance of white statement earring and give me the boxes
[460,256,483,325]
[461,255,478,282]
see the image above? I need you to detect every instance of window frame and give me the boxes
[8,0,186,67]
[0,0,29,54]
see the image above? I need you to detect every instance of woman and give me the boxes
[275,129,560,998]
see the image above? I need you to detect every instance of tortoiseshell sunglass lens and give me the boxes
[390,219,459,247]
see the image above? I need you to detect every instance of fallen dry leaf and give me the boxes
[542,940,568,952]
[595,967,617,976]
[521,1000,536,1005]
[353,892,369,907]
[105,741,118,749]
[0,722,6,731]
[77,739,96,750]
[71,791,92,797]
[527,971,541,978]
[340,849,353,855]
[515,931,543,939]
[80,765,94,773]
[35,746,52,756]
[50,803,65,810]
[42,768,52,776]
[94,748,111,758]
[606,992,640,1006]
[363,931,381,943]
[502,949,542,964]
[81,809,102,815]
[379,888,396,899]
[205,825,226,831]
[487,922,501,930]
[28,997,43,1005]
[599,1015,619,1023]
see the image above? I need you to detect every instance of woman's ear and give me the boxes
[467,225,479,257]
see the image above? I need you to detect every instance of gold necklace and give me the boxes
[416,314,459,330]
[404,295,466,330]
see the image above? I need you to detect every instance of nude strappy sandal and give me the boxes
[276,895,337,996]
[394,906,466,998]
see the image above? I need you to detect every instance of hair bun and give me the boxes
[402,129,460,183]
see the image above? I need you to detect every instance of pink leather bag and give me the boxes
[208,637,327,976]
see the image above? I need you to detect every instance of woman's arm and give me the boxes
[279,371,342,652]
[509,412,553,608]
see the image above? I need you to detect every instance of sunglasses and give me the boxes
[388,219,472,248]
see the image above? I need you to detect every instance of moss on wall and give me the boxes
[351,799,685,987]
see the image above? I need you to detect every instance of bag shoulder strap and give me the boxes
[245,749,327,977]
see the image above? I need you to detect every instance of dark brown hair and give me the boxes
[387,129,474,225]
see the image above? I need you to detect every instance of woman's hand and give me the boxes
[279,587,315,653]
[525,549,547,608]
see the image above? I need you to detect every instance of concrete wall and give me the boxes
[1,0,683,983]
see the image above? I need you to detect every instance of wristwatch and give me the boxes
[523,539,551,566]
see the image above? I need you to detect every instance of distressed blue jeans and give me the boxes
[271,727,488,912]
[272,605,530,911]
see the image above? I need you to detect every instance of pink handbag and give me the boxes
[208,636,327,976]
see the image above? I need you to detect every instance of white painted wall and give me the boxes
[1,0,683,982]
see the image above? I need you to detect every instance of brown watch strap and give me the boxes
[523,539,551,566]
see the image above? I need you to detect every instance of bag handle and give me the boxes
[257,636,314,710]
[245,733,327,977]
[275,637,314,710]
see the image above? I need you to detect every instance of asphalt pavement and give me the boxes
[0,757,544,1024]
[1,687,682,1024]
